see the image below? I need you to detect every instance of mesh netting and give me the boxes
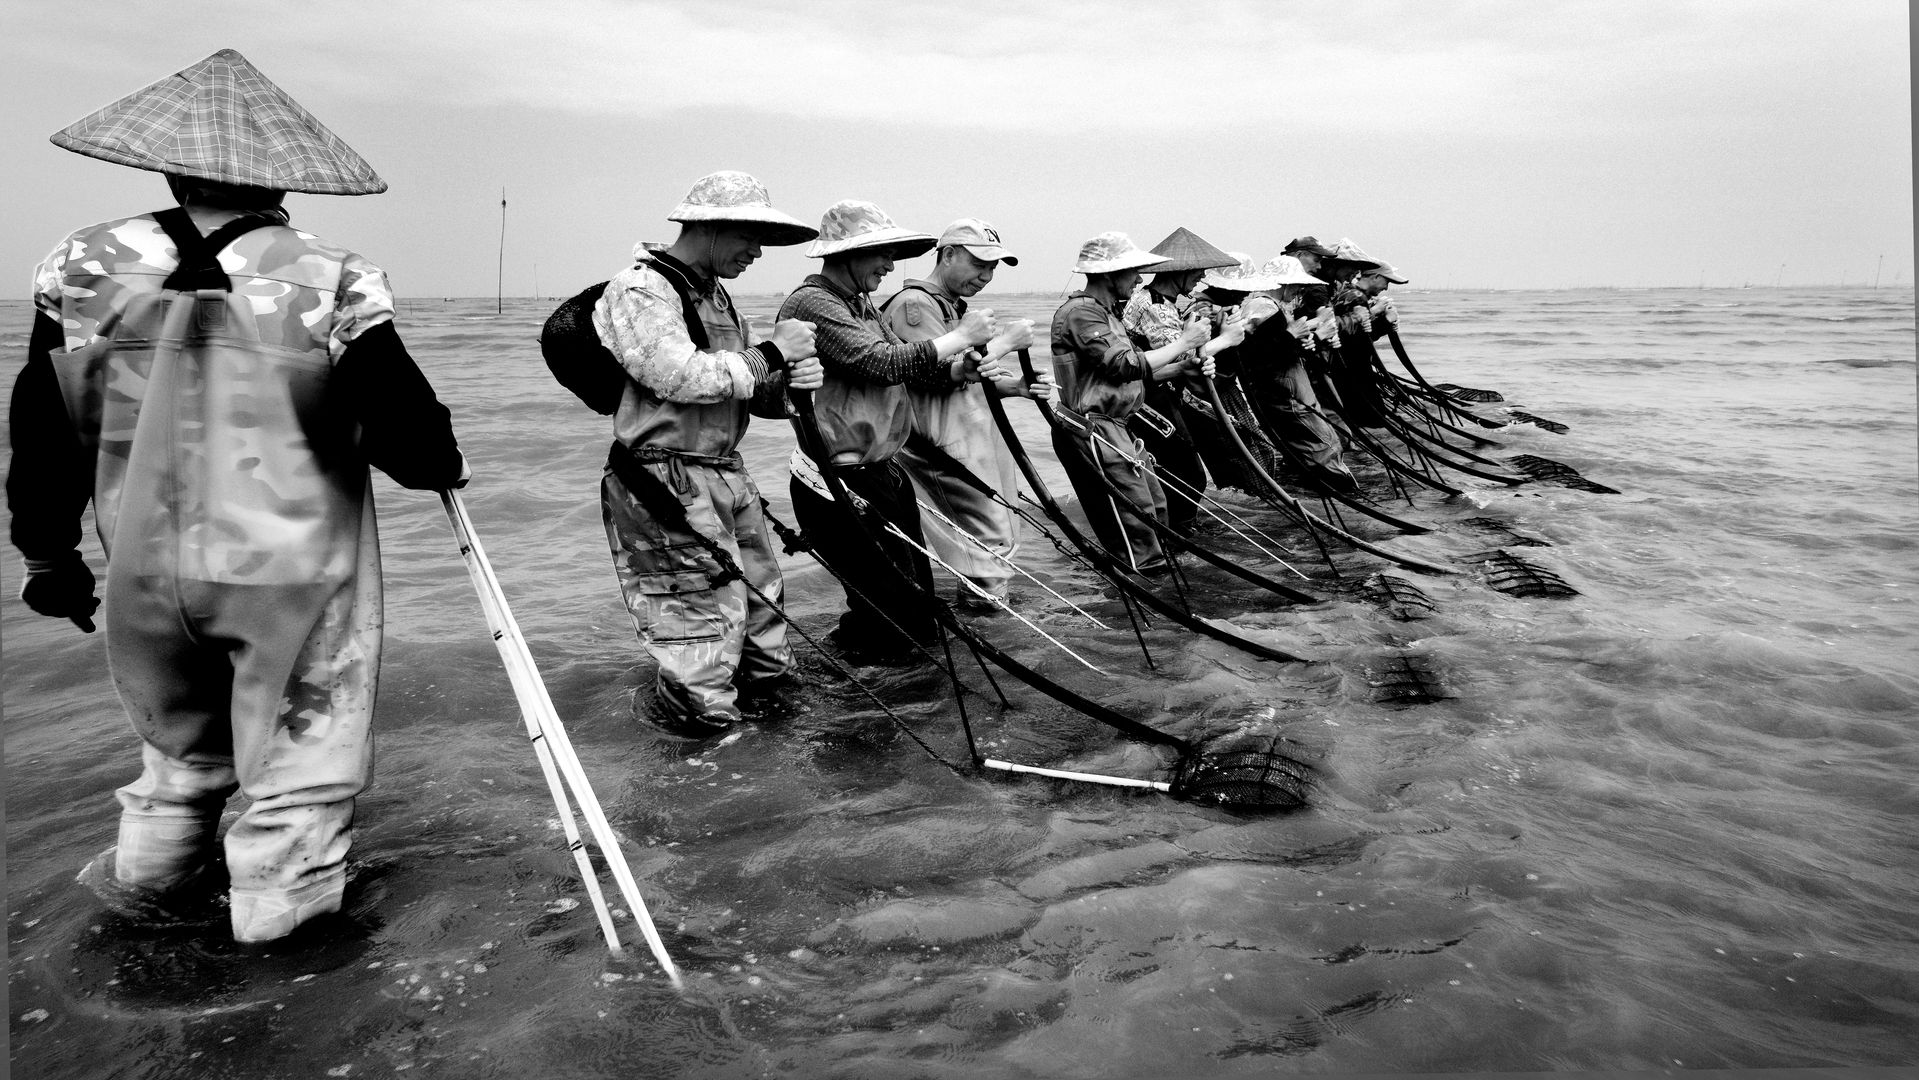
[1169,735,1317,812]
[1432,382,1505,403]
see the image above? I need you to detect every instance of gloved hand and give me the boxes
[21,552,98,632]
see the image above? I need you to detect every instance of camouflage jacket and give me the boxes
[9,208,460,578]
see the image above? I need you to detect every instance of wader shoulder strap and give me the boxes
[151,207,280,293]
[636,255,714,351]
[882,281,958,324]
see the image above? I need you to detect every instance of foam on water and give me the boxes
[5,287,1916,1075]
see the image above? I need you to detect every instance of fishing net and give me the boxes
[1365,651,1452,706]
[1168,734,1317,812]
[1506,454,1620,494]
[1459,548,1581,598]
[1358,572,1437,620]
[1461,516,1553,547]
[1432,382,1505,403]
[1509,410,1570,434]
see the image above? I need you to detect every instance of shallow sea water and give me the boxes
[5,287,1916,1077]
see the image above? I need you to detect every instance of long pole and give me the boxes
[442,491,683,987]
[497,188,506,314]
[1875,254,1884,288]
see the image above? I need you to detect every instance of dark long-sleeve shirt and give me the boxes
[1049,291,1153,421]
[7,311,461,562]
[778,274,948,464]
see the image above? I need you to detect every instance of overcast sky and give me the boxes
[3,1,1910,296]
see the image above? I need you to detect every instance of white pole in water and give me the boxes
[1875,254,1884,288]
[981,758,1172,792]
[441,491,685,988]
[497,188,506,314]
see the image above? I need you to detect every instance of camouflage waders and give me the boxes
[40,212,393,941]
[601,453,791,721]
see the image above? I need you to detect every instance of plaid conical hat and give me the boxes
[50,49,385,195]
[1146,227,1238,273]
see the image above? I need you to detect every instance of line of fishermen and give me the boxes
[597,171,1414,741]
[7,48,1411,945]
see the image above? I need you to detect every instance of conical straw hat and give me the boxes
[49,49,386,195]
[1146,227,1238,273]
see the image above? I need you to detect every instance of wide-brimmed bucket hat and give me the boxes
[1327,237,1388,272]
[804,200,936,259]
[938,218,1018,265]
[1201,253,1284,293]
[1282,236,1337,258]
[667,171,817,246]
[1074,232,1169,275]
[50,48,385,195]
[1260,254,1327,286]
[1146,227,1238,273]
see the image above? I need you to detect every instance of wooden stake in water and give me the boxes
[497,188,506,314]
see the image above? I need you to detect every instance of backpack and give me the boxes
[540,258,709,415]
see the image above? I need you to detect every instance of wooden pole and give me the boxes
[497,187,506,314]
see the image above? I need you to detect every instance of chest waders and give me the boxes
[55,210,384,941]
[883,282,1022,599]
[596,258,791,730]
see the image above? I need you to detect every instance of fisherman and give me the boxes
[1282,236,1338,305]
[883,218,1052,611]
[593,171,824,737]
[1203,254,1357,493]
[1050,233,1245,574]
[8,50,467,943]
[1120,227,1242,534]
[1320,238,1396,427]
[1346,246,1410,337]
[781,201,1033,660]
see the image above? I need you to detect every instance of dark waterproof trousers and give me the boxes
[1127,383,1207,535]
[1052,415,1169,574]
[790,460,938,659]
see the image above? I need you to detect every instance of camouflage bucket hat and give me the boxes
[1074,232,1169,275]
[1327,237,1387,273]
[1260,254,1327,286]
[50,49,386,195]
[667,171,818,246]
[804,200,936,259]
[1201,253,1284,293]
[1146,227,1238,273]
